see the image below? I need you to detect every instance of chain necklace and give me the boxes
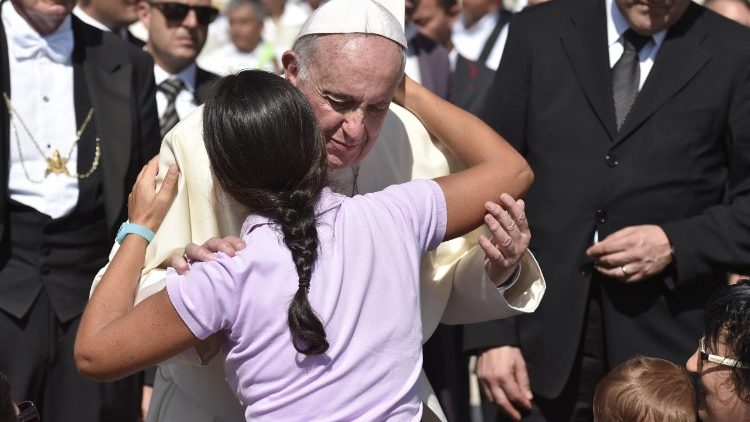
[3,93,101,183]
[351,163,360,196]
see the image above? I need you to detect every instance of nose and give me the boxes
[686,349,700,374]
[341,109,366,143]
[182,9,199,28]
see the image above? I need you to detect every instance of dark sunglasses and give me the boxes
[16,401,39,422]
[149,2,219,25]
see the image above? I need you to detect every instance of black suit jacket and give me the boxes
[464,0,750,398]
[194,66,218,104]
[0,16,160,318]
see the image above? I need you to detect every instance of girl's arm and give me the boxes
[396,77,534,240]
[75,159,198,382]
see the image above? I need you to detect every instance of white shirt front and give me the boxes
[262,1,310,60]
[3,2,80,219]
[154,64,199,121]
[198,42,276,76]
[606,0,666,89]
[72,6,131,40]
[451,11,508,71]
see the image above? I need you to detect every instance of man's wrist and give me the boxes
[496,263,522,291]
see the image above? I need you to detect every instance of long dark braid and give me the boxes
[203,70,329,355]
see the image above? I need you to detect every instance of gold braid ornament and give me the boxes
[3,93,100,183]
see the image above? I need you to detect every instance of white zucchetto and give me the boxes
[296,0,407,48]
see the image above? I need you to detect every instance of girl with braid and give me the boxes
[74,70,532,421]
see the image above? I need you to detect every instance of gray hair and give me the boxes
[292,33,406,83]
[226,0,267,20]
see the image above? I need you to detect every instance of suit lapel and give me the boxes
[561,0,617,141]
[194,67,216,105]
[614,4,710,144]
[73,17,132,231]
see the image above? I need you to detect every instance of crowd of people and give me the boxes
[1,0,750,421]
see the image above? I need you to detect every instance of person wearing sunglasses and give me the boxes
[686,281,750,422]
[136,0,220,139]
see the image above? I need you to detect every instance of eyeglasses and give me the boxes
[698,336,750,369]
[16,401,39,422]
[149,2,219,25]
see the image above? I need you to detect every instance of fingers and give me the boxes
[515,357,533,401]
[184,242,216,263]
[155,165,180,208]
[498,194,528,233]
[203,237,245,257]
[170,253,190,275]
[490,385,522,421]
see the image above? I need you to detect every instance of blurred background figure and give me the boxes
[136,0,220,138]
[304,0,326,10]
[705,0,750,26]
[199,0,279,75]
[261,0,310,61]
[593,357,696,422]
[404,0,455,99]
[449,0,510,114]
[686,281,750,422]
[74,0,144,45]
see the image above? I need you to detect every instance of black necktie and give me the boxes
[159,78,184,138]
[612,29,651,130]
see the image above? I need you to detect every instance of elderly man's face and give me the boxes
[687,334,750,422]
[286,35,403,169]
[615,0,691,35]
[228,4,263,53]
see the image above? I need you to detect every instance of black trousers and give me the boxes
[485,281,607,422]
[0,290,141,422]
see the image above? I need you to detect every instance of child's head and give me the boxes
[593,356,696,422]
[203,70,330,356]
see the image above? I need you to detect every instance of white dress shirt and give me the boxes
[451,11,508,71]
[2,2,80,219]
[154,64,200,121]
[262,1,310,60]
[198,42,276,76]
[606,0,666,89]
[72,6,131,40]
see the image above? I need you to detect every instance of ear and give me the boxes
[282,50,300,86]
[136,0,151,29]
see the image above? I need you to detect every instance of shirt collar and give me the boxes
[154,63,198,94]
[1,1,74,63]
[606,0,666,49]
[72,6,111,32]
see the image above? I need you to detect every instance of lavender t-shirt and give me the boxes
[166,180,447,421]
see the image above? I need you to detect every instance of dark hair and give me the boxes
[593,356,696,422]
[704,280,750,402]
[0,372,14,422]
[203,70,329,355]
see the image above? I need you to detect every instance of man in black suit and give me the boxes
[0,0,161,420]
[74,0,145,47]
[464,0,750,420]
[136,0,219,138]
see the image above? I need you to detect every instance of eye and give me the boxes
[325,96,350,111]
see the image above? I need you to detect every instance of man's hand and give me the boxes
[476,346,533,421]
[586,225,672,283]
[170,236,247,275]
[478,194,530,287]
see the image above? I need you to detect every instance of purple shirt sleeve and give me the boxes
[166,254,245,340]
[369,179,447,253]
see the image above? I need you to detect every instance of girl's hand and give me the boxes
[128,157,179,232]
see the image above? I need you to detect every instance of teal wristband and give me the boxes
[116,222,155,244]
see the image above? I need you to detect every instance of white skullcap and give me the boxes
[296,0,407,49]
